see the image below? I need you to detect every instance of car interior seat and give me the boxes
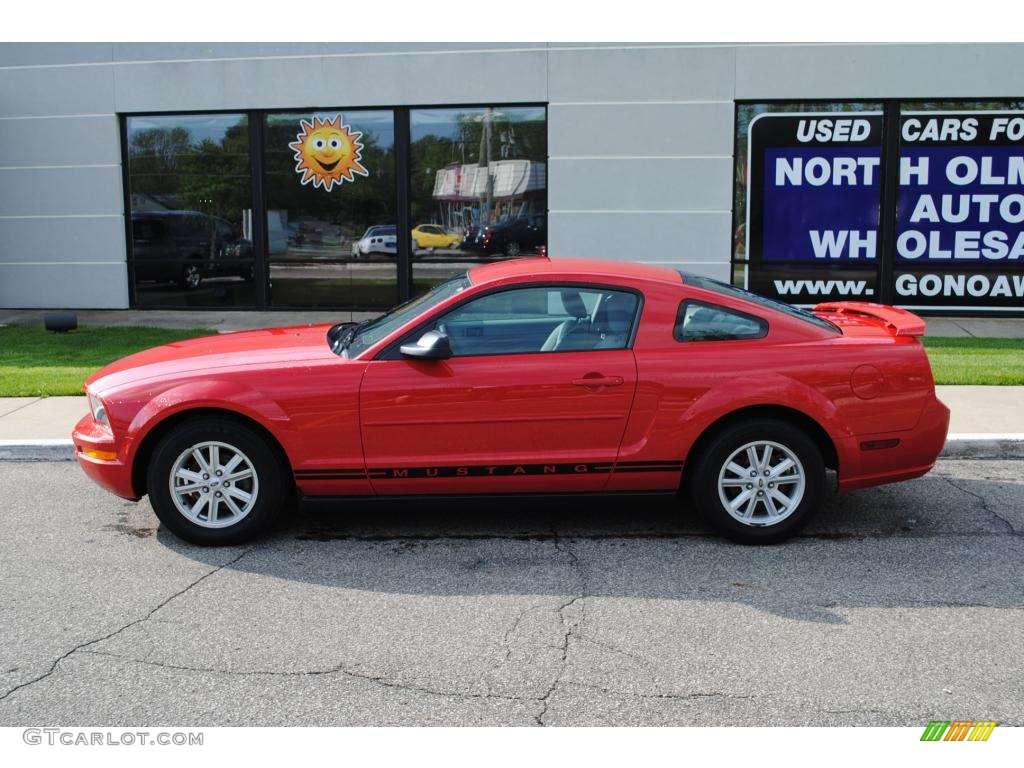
[541,290,593,351]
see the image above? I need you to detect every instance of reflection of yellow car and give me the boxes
[411,224,462,251]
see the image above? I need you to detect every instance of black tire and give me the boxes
[146,417,288,546]
[688,419,824,544]
[505,241,521,258]
[178,263,202,290]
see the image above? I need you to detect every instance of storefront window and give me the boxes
[263,110,396,309]
[410,106,547,290]
[123,104,546,311]
[125,114,255,308]
[735,100,1024,311]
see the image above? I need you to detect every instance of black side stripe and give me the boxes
[295,460,683,480]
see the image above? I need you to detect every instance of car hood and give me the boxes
[85,324,340,394]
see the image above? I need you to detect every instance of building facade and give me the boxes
[1,42,1022,314]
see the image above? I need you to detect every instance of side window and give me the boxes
[428,286,639,357]
[675,300,767,342]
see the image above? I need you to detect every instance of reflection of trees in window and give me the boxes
[127,117,251,230]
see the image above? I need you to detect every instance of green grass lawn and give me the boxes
[0,325,215,397]
[0,324,1020,397]
[922,337,1024,385]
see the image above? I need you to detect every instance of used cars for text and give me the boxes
[73,257,949,545]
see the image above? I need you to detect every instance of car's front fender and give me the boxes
[119,378,298,475]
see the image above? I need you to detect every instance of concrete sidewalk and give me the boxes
[2,386,1022,460]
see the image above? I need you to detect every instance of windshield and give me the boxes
[342,274,471,357]
[680,272,840,334]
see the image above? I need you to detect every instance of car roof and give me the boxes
[468,257,684,286]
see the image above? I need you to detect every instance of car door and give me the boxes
[358,283,642,495]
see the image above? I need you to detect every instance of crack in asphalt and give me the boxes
[940,476,1019,535]
[566,680,753,702]
[75,649,537,705]
[535,531,588,726]
[0,548,253,704]
[500,603,554,664]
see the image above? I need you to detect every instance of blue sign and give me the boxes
[745,109,1024,309]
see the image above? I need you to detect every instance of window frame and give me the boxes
[674,298,768,343]
[119,101,548,311]
[376,281,645,361]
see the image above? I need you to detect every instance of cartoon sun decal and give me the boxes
[289,115,369,191]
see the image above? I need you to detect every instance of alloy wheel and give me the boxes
[717,440,805,527]
[168,441,260,529]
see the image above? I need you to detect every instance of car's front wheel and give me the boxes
[146,418,288,546]
[688,419,824,544]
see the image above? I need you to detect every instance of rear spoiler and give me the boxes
[812,301,927,337]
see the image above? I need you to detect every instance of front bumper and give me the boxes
[72,414,140,500]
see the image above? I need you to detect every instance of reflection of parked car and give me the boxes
[411,224,462,251]
[352,225,397,258]
[132,211,251,289]
[462,215,546,257]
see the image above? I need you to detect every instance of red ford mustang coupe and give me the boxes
[73,257,949,546]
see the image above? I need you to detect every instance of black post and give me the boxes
[395,107,413,303]
[118,115,138,309]
[249,112,269,309]
[876,100,901,305]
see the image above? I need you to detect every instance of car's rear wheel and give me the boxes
[147,418,287,546]
[688,419,824,544]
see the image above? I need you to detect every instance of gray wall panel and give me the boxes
[549,102,734,157]
[0,64,115,117]
[548,211,731,266]
[736,43,1024,99]
[112,42,538,63]
[222,57,327,110]
[319,50,548,106]
[0,43,113,67]
[0,216,126,264]
[548,45,735,103]
[549,158,732,212]
[114,50,548,112]
[0,263,129,308]
[0,167,123,217]
[114,61,227,112]
[0,115,120,167]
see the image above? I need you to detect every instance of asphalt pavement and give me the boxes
[0,459,1021,726]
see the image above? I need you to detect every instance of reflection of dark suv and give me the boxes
[461,214,546,257]
[132,211,251,290]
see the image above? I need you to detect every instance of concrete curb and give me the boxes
[0,440,76,461]
[2,435,1024,463]
[939,434,1024,459]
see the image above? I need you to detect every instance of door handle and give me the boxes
[571,374,624,388]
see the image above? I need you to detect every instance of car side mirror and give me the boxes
[400,330,452,360]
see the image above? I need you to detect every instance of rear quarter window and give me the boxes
[675,300,768,342]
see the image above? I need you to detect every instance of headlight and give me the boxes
[88,392,109,426]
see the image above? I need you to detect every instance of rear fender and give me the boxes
[678,373,851,466]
